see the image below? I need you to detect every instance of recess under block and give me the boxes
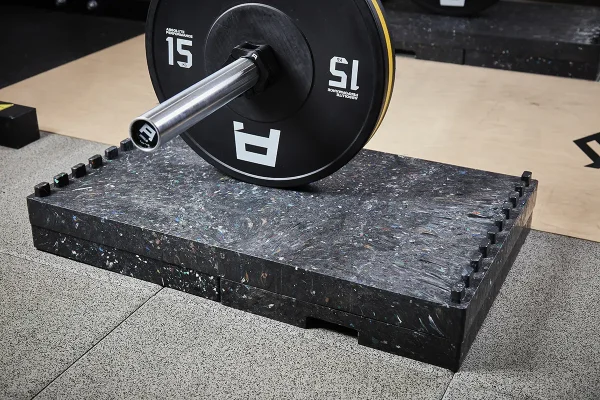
[384,0,600,80]
[27,138,537,371]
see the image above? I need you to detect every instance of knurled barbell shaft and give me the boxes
[130,57,259,152]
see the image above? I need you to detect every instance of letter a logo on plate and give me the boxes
[233,121,280,167]
[139,123,157,142]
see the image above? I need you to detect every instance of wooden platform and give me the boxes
[2,35,600,242]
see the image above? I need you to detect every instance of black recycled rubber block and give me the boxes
[31,225,220,300]
[385,0,600,80]
[220,278,459,368]
[221,216,532,371]
[27,138,537,370]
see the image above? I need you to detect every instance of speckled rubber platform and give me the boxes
[386,0,600,80]
[27,138,537,370]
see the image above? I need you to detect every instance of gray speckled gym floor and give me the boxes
[2,3,600,397]
[1,132,599,400]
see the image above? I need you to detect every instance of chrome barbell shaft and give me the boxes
[130,57,259,152]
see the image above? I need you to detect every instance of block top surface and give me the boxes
[29,139,535,307]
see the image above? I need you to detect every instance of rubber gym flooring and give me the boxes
[1,4,599,400]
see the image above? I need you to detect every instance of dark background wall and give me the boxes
[0,4,144,89]
[3,0,600,22]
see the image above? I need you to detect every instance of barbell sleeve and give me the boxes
[130,57,259,152]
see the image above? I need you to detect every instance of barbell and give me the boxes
[130,0,395,187]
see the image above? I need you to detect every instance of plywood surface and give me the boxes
[0,36,157,143]
[1,35,599,242]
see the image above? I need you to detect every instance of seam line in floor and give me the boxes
[30,287,164,399]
